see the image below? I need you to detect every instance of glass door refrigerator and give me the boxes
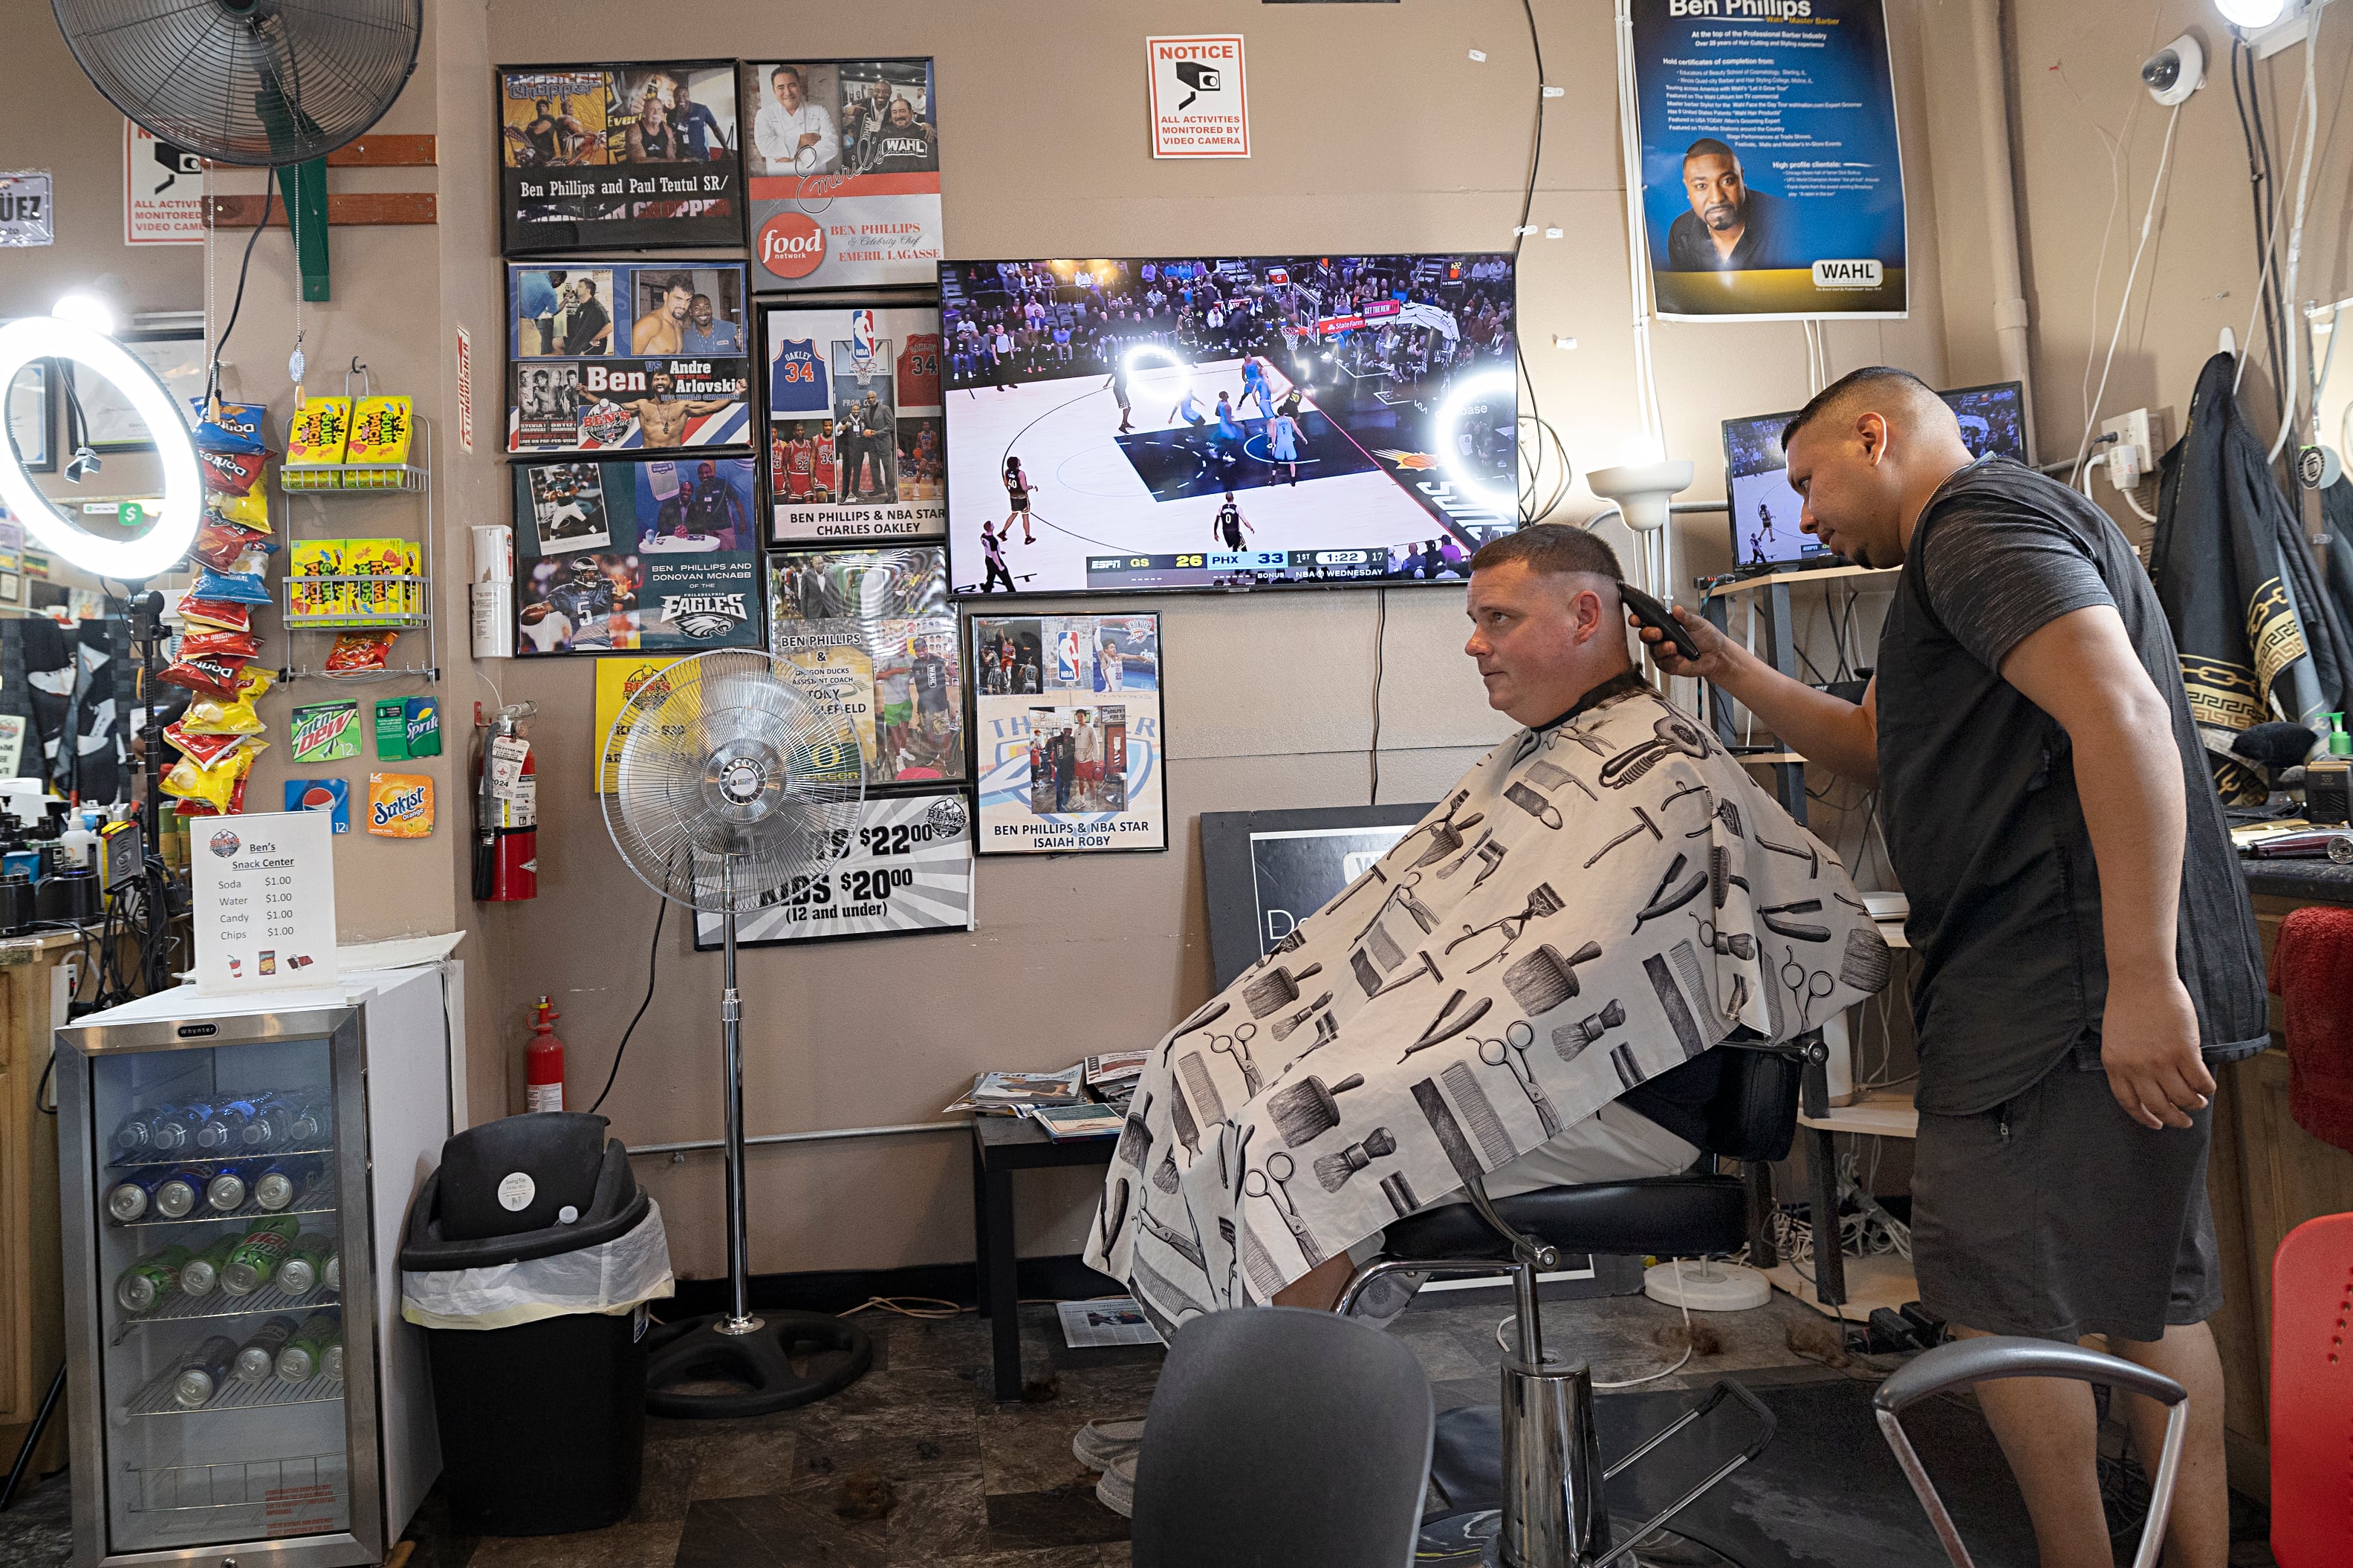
[53,969,452,1568]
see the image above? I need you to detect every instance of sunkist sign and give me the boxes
[1146,35,1249,159]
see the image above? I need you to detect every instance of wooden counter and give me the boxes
[2210,876,2353,1497]
[0,932,91,1478]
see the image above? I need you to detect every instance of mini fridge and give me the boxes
[54,966,452,1568]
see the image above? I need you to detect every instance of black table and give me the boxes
[970,1114,1117,1400]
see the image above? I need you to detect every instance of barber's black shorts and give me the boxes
[1910,1045,2220,1344]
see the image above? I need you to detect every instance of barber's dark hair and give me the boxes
[1780,365,1941,449]
[1470,524,1623,583]
[1682,137,1739,166]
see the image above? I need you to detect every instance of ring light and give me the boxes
[1434,368,1519,518]
[0,316,201,581]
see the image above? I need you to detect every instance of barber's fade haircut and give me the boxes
[1780,365,1951,450]
[1682,137,1740,169]
[1470,524,1624,585]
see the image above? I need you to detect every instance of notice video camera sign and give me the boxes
[1147,36,1248,159]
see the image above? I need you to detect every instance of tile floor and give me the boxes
[0,1284,2281,1567]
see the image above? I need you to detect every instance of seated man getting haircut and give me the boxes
[1085,526,1887,1332]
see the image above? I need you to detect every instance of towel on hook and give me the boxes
[2268,904,2353,1155]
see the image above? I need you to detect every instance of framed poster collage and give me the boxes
[498,56,1007,949]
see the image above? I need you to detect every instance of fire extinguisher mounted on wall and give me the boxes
[474,700,539,902]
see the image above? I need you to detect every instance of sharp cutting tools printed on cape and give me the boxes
[1085,682,1891,1330]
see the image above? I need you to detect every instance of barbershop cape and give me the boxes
[1084,680,1887,1333]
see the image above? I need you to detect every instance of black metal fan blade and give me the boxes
[53,0,421,166]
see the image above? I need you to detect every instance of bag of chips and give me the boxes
[206,488,271,533]
[192,400,268,453]
[325,629,397,674]
[192,567,270,605]
[178,668,274,735]
[160,654,250,700]
[190,520,271,575]
[178,628,262,664]
[163,721,248,768]
[175,596,253,634]
[197,448,269,496]
[160,738,264,814]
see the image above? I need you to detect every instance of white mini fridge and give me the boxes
[53,966,454,1568]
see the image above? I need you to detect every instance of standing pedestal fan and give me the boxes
[603,649,875,1416]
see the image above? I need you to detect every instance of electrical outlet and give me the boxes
[2100,408,2159,484]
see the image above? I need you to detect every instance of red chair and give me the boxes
[2272,1210,2353,1567]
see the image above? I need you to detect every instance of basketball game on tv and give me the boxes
[938,254,1520,596]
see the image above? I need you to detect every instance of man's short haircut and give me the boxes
[661,274,693,296]
[1469,524,1624,585]
[1780,365,1950,450]
[1682,137,1739,169]
[773,64,803,85]
[574,277,596,296]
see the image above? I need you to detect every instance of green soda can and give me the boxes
[219,1217,300,1296]
[275,1312,341,1382]
[321,1249,340,1295]
[178,1235,239,1298]
[115,1245,194,1314]
[275,1234,333,1298]
[233,1316,300,1381]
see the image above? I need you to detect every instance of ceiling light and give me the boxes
[2219,0,2289,27]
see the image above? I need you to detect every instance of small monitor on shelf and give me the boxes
[1718,380,2028,573]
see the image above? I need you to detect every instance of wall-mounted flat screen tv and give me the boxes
[938,253,1519,596]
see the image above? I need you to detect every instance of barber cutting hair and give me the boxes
[1640,366,2266,1568]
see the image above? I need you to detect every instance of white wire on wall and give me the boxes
[2268,0,2329,463]
[2071,102,2184,483]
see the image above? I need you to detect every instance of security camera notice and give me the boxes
[692,793,976,949]
[1147,36,1249,159]
[192,810,339,995]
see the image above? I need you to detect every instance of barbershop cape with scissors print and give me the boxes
[1084,679,1888,1333]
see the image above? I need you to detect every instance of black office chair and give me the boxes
[1129,1306,1435,1568]
[1338,1033,1818,1568]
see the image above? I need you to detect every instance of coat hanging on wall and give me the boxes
[2153,352,2353,801]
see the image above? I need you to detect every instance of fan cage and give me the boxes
[53,0,423,167]
[603,650,866,916]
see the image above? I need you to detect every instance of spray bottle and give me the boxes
[525,995,565,1113]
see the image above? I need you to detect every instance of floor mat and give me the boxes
[1429,1376,2042,1568]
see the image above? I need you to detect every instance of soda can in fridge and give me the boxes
[114,1245,193,1314]
[174,1334,241,1408]
[233,1316,300,1381]
[250,1157,310,1213]
[178,1235,239,1298]
[106,1169,179,1223]
[151,1169,209,1221]
[275,1235,334,1298]
[276,1312,341,1382]
[204,1163,255,1213]
[218,1217,301,1296]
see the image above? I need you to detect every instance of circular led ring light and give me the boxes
[1433,368,1519,520]
[0,316,202,580]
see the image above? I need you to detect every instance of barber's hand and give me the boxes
[2100,977,2214,1131]
[1634,605,1736,682]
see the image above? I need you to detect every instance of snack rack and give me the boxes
[273,419,438,685]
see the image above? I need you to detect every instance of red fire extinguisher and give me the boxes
[525,995,565,1113]
[474,703,538,901]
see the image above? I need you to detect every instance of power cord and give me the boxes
[1369,588,1388,805]
[587,892,666,1115]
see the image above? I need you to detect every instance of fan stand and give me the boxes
[645,850,872,1417]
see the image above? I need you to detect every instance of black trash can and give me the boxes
[400,1113,669,1537]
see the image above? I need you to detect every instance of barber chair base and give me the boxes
[1643,1259,1769,1312]
[1417,1511,1745,1567]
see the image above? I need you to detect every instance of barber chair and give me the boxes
[1337,1032,1822,1568]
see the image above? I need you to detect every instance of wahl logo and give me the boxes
[882,136,927,158]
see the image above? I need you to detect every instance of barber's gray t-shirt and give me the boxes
[1875,458,2268,1115]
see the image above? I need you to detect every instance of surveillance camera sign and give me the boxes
[1147,36,1248,158]
[125,121,204,244]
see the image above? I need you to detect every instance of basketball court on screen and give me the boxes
[946,357,1484,593]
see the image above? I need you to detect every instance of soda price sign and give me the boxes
[193,811,340,995]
